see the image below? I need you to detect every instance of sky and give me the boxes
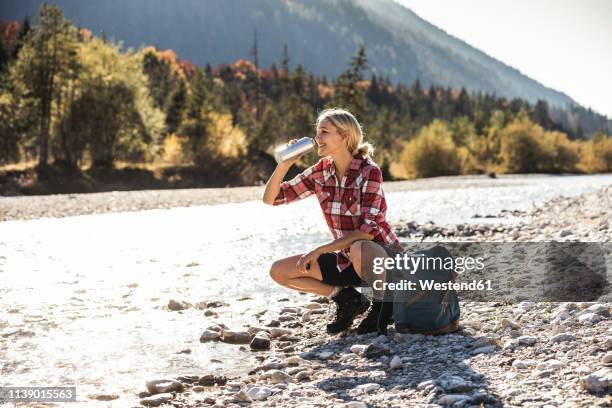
[397,0,612,118]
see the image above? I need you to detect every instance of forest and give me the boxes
[1,4,611,191]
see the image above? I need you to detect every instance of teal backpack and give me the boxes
[391,245,461,334]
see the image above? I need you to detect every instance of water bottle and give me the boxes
[273,137,315,163]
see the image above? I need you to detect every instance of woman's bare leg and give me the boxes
[269,254,335,297]
[349,240,390,301]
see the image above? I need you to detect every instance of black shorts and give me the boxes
[316,252,365,287]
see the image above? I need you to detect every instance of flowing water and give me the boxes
[1,174,611,405]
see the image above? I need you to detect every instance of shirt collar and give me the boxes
[323,155,365,186]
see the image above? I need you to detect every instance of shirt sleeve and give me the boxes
[358,166,387,238]
[272,163,318,206]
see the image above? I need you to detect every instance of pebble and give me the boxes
[221,330,251,344]
[580,368,612,392]
[87,393,119,401]
[246,386,271,401]
[436,394,472,406]
[269,328,292,338]
[389,355,402,369]
[549,333,576,343]
[168,299,189,311]
[517,335,537,346]
[233,389,252,402]
[356,383,380,393]
[295,370,312,381]
[350,344,368,355]
[265,370,293,384]
[472,345,496,355]
[318,351,334,360]
[200,330,221,342]
[145,379,184,394]
[250,331,271,350]
[139,393,174,407]
[437,374,473,392]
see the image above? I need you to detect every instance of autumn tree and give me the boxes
[11,4,79,167]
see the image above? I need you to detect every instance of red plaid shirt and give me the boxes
[273,154,403,273]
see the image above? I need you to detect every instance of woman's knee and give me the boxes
[350,240,387,275]
[269,259,288,284]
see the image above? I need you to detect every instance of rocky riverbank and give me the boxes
[123,186,612,407]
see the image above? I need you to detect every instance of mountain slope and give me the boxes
[0,0,607,123]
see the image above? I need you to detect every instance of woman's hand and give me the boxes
[296,248,321,274]
[280,139,303,166]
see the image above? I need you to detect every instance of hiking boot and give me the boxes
[326,287,370,334]
[356,300,394,335]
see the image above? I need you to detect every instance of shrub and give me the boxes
[400,120,461,178]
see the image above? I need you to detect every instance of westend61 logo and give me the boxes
[372,253,485,275]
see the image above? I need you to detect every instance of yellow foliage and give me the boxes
[162,133,190,165]
[578,135,612,173]
[400,120,461,178]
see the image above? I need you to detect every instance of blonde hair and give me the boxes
[315,108,374,157]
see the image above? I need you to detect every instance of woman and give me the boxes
[262,108,404,335]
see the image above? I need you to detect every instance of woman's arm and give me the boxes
[317,230,373,253]
[262,160,293,205]
[296,230,373,274]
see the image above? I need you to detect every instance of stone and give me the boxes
[389,355,402,369]
[580,368,612,393]
[176,375,199,384]
[578,312,601,324]
[436,394,472,406]
[198,374,215,386]
[470,336,496,348]
[417,380,435,391]
[295,370,312,381]
[503,339,519,350]
[145,379,184,395]
[472,345,496,355]
[301,311,312,322]
[250,331,271,350]
[304,302,323,310]
[363,343,390,358]
[233,389,252,402]
[517,335,537,346]
[541,359,564,370]
[500,318,520,330]
[512,360,528,370]
[139,393,174,407]
[168,299,189,311]
[584,304,609,316]
[602,352,612,365]
[536,369,554,378]
[199,330,221,343]
[437,374,473,392]
[350,344,368,355]
[266,370,293,384]
[318,351,334,360]
[550,333,576,343]
[87,393,119,401]
[346,402,367,408]
[247,326,270,336]
[269,328,292,338]
[356,383,381,393]
[221,330,251,344]
[246,386,271,401]
[284,356,302,365]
